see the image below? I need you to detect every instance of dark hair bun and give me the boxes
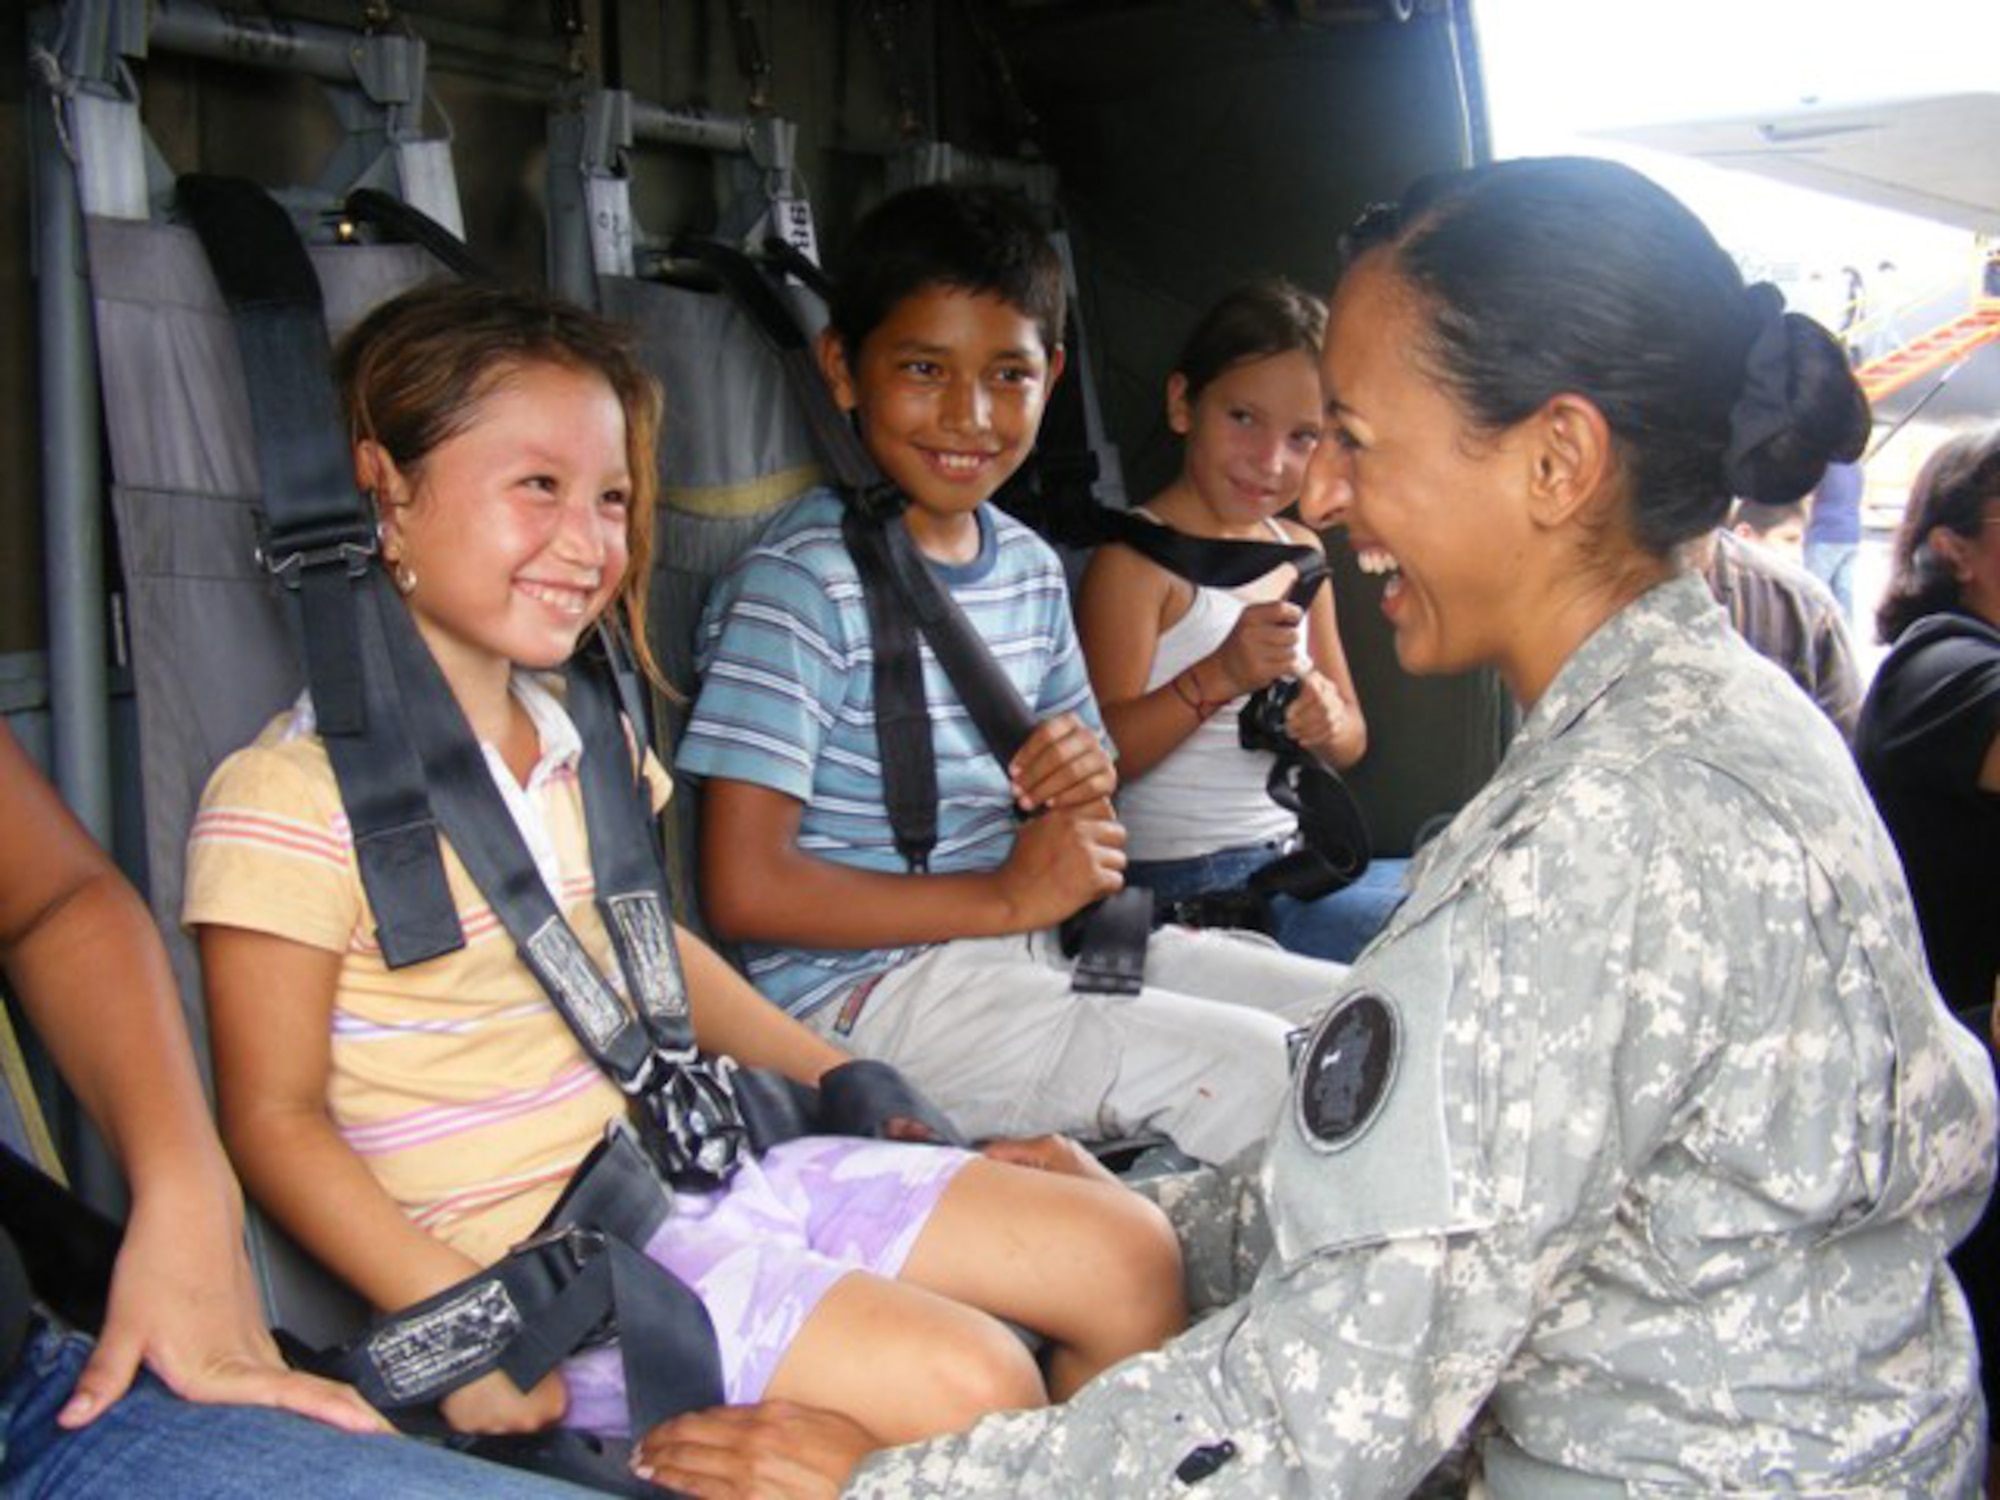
[1721,288,1870,504]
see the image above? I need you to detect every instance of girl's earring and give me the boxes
[375,508,415,594]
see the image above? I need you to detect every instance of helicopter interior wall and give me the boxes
[1000,6,1475,500]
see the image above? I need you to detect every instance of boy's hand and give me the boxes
[1009,713,1116,812]
[996,802,1125,929]
[440,1367,567,1435]
[632,1401,874,1498]
[1284,671,1350,764]
[1209,600,1303,699]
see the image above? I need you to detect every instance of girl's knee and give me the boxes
[909,1314,1046,1430]
[772,1281,1045,1444]
[1090,1188,1187,1341]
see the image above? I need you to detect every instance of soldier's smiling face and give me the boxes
[1316,253,1549,697]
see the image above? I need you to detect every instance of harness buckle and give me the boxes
[511,1222,609,1271]
[636,1054,749,1191]
[255,524,380,590]
[508,1225,618,1351]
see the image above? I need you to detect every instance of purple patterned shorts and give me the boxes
[560,1134,970,1435]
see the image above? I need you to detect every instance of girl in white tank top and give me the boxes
[1076,281,1403,960]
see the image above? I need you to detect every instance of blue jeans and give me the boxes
[1804,539,1857,617]
[0,1320,590,1498]
[1130,841,1409,965]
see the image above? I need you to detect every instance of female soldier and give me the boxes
[639,157,1997,1499]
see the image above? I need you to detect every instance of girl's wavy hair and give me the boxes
[1337,157,1870,558]
[334,280,667,687]
[1877,424,2000,643]
[1174,278,1327,404]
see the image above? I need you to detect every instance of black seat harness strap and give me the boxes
[1083,504,1320,590]
[371,582,784,1184]
[342,187,490,280]
[180,173,467,972]
[1241,566,1371,903]
[676,238,1156,992]
[1069,509,1371,906]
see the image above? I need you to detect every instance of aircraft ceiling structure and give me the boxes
[1597,92,2000,235]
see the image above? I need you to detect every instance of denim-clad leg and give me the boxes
[1130,843,1409,965]
[0,1324,592,1499]
[1803,538,1857,617]
[1128,844,1275,905]
[1267,858,1409,964]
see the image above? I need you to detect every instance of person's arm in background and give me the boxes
[1805,587,1864,743]
[1076,542,1211,781]
[1078,541,1314,781]
[0,724,381,1434]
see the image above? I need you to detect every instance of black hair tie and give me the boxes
[1721,282,1795,494]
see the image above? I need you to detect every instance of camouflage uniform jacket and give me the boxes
[848,573,1996,1499]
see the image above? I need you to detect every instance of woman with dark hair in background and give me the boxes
[1856,427,2000,1019]
[1855,425,2000,1496]
[640,156,1996,1500]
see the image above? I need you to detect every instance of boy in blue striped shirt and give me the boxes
[678,184,1341,1165]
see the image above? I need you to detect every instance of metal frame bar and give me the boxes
[28,2,126,842]
[545,84,813,302]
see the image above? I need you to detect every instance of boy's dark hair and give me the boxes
[827,184,1067,358]
[1729,499,1804,536]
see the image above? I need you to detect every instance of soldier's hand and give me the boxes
[632,1401,874,1498]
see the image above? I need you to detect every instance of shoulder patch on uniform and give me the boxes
[1294,992,1399,1151]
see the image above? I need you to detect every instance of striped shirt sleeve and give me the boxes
[679,545,853,801]
[184,738,363,954]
